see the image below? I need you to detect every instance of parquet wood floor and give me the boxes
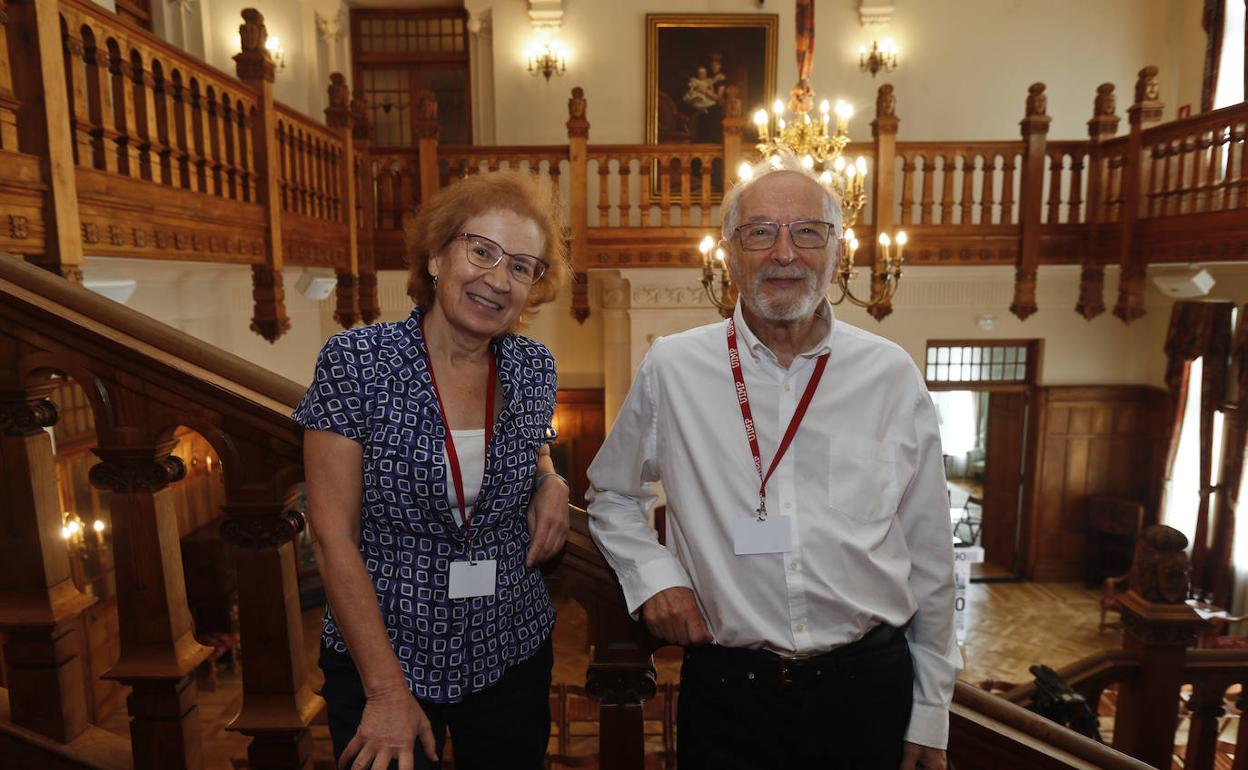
[93,581,1131,767]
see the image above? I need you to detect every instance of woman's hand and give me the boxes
[526,472,569,567]
[340,686,438,770]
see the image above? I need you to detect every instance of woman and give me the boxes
[294,169,571,770]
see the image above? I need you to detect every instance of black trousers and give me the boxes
[319,638,553,770]
[677,625,914,770]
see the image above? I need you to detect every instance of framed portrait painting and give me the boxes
[645,14,778,147]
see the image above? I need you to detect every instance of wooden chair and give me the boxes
[1085,496,1144,588]
[546,682,677,770]
[1098,573,1130,633]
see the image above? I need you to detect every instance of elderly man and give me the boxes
[586,156,960,770]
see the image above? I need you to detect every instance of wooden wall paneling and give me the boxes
[982,391,1027,573]
[553,389,605,509]
[1025,387,1167,582]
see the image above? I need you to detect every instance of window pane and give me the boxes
[938,347,949,365]
[951,347,962,365]
[927,347,938,364]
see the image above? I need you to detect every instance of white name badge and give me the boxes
[448,559,497,599]
[733,516,793,555]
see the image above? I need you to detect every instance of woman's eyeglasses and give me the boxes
[449,233,549,285]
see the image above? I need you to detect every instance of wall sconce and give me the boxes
[858,38,899,77]
[526,37,567,81]
[265,34,287,72]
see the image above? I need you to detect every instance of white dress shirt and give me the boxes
[585,300,961,749]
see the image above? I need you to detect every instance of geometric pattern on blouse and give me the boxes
[292,306,558,703]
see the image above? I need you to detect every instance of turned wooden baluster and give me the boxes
[130,48,157,182]
[959,153,975,225]
[979,153,997,224]
[235,8,290,342]
[1000,153,1017,223]
[698,153,712,223]
[1011,83,1050,321]
[151,60,180,188]
[899,153,916,226]
[919,154,935,225]
[91,432,211,770]
[939,153,956,225]
[169,70,191,189]
[1077,83,1119,321]
[567,86,590,323]
[6,0,85,281]
[0,367,95,743]
[597,157,611,226]
[1112,66,1163,324]
[108,39,142,179]
[618,156,632,226]
[61,25,95,168]
[1183,676,1230,770]
[326,72,359,328]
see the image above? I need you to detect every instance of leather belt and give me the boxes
[685,624,906,686]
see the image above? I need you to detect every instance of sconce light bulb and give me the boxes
[61,526,72,540]
[878,232,891,247]
[772,99,785,116]
[265,35,280,54]
[93,519,105,533]
[845,164,856,179]
[68,519,81,534]
[884,38,898,55]
[800,155,815,170]
[699,235,715,255]
[835,100,853,119]
[850,238,860,252]
[753,109,768,126]
[769,155,783,170]
[737,161,754,181]
[714,247,726,265]
[855,156,868,175]
[819,99,830,114]
[845,227,856,242]
[858,45,867,56]
[819,170,833,186]
[777,117,786,131]
[896,231,908,246]
[832,156,846,172]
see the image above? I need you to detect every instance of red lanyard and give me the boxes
[426,343,497,549]
[726,318,828,519]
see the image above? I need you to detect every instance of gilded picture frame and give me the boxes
[645,13,778,145]
[644,14,778,198]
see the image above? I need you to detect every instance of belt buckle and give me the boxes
[777,652,813,686]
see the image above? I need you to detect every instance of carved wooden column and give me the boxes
[869,84,899,321]
[1112,66,1163,325]
[1011,83,1050,321]
[325,73,359,329]
[567,87,590,323]
[414,89,439,205]
[91,435,210,770]
[0,0,23,150]
[351,95,379,324]
[1075,83,1120,320]
[720,85,745,180]
[1183,676,1230,770]
[0,372,95,742]
[584,591,654,770]
[235,9,290,342]
[221,497,318,770]
[5,0,85,282]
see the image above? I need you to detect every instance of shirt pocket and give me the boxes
[827,432,901,523]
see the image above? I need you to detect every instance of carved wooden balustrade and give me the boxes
[0,254,1169,770]
[0,0,371,341]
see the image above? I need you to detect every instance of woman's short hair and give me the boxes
[406,169,570,327]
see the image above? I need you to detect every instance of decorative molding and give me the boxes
[315,9,346,42]
[220,510,305,548]
[89,453,187,494]
[858,0,895,27]
[630,285,711,309]
[0,398,58,436]
[585,664,656,706]
[528,0,563,29]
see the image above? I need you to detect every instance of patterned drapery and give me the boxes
[1164,301,1236,596]
[795,0,815,82]
[1213,306,1248,605]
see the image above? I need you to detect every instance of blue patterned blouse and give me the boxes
[292,306,558,703]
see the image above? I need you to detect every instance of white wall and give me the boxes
[481,0,1206,146]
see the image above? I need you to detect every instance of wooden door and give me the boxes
[982,391,1028,573]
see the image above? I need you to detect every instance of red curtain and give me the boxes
[1202,0,1226,112]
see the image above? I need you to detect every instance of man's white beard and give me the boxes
[742,257,836,322]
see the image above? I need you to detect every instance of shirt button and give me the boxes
[794,623,805,632]
[784,501,792,509]
[783,382,792,392]
[789,560,799,570]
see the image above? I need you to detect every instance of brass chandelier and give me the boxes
[700,90,907,316]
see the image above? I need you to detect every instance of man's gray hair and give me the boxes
[719,153,845,245]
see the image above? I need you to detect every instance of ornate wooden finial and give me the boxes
[413,90,439,140]
[1128,525,1191,604]
[234,8,275,82]
[1095,83,1116,117]
[325,73,351,128]
[566,86,589,138]
[1134,66,1160,105]
[876,84,897,118]
[1025,83,1047,117]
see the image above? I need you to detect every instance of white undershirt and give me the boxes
[444,428,486,527]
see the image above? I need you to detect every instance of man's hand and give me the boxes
[525,474,569,568]
[641,587,712,646]
[899,741,947,770]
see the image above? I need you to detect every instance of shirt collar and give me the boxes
[731,298,836,363]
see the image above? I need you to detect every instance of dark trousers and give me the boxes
[320,638,553,770]
[677,625,914,770]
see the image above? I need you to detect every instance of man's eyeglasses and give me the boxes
[733,220,835,251]
[449,233,549,285]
